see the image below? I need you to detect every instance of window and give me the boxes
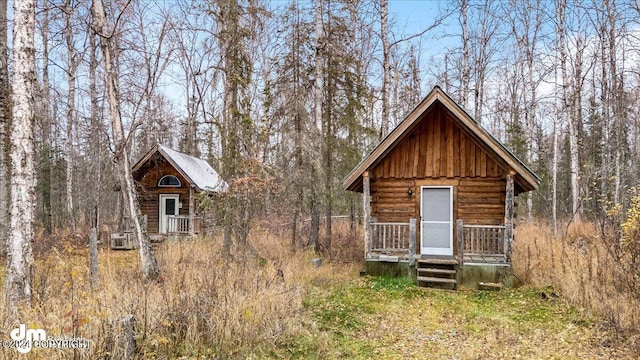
[158,175,181,187]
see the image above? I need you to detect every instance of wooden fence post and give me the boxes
[107,315,136,360]
[89,228,99,288]
[409,218,416,266]
[363,171,371,260]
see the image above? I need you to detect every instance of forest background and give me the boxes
[1,0,639,253]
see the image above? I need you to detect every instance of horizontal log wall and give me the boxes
[370,179,417,223]
[458,178,505,226]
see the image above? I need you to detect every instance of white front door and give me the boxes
[420,186,453,256]
[159,194,180,234]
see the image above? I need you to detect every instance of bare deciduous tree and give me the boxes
[0,0,10,255]
[5,0,37,315]
[92,0,160,281]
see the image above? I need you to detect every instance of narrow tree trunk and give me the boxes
[313,0,323,131]
[292,4,304,252]
[41,1,53,234]
[5,0,36,315]
[309,0,323,251]
[92,0,159,281]
[552,47,560,236]
[526,47,536,223]
[557,0,580,222]
[323,11,333,255]
[380,0,390,138]
[310,197,320,253]
[460,0,469,109]
[64,0,77,232]
[444,54,450,93]
[89,228,99,288]
[0,0,10,255]
[599,27,609,219]
[89,15,102,230]
[607,0,622,208]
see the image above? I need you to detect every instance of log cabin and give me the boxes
[343,86,540,289]
[111,144,228,249]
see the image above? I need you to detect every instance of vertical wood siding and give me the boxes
[369,104,508,248]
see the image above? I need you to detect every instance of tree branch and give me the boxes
[389,9,453,48]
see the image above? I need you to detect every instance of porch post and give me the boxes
[456,219,464,267]
[504,171,515,260]
[188,186,195,234]
[408,218,416,266]
[363,171,371,260]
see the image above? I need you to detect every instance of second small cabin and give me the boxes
[111,145,228,249]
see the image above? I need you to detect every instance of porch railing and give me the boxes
[167,215,202,235]
[368,218,417,264]
[456,219,509,265]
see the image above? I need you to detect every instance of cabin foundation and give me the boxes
[458,263,513,289]
[365,259,415,280]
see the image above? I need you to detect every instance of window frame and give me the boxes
[158,175,181,187]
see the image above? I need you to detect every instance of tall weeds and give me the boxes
[512,222,640,343]
[0,225,360,359]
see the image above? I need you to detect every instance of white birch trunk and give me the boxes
[526,43,537,223]
[92,0,159,281]
[557,0,580,222]
[64,0,77,233]
[552,44,560,237]
[313,0,323,132]
[461,0,469,109]
[0,0,9,255]
[380,0,390,137]
[309,0,324,250]
[5,0,36,313]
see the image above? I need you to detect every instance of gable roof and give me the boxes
[132,144,228,192]
[342,86,540,193]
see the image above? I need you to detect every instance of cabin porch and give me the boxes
[365,219,511,264]
[110,214,203,250]
[364,219,514,289]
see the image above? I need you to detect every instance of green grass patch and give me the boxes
[295,277,623,359]
[368,275,415,291]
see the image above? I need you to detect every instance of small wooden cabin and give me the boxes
[111,145,227,249]
[343,86,540,289]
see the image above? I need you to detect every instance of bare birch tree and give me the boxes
[5,0,36,314]
[63,0,79,233]
[309,0,324,250]
[380,0,390,138]
[39,0,53,234]
[460,0,469,109]
[556,0,581,222]
[0,0,10,255]
[92,0,160,281]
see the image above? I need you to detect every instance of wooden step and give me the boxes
[416,258,458,265]
[417,276,457,284]
[417,268,457,275]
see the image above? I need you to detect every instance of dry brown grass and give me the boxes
[512,221,640,350]
[0,224,361,359]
